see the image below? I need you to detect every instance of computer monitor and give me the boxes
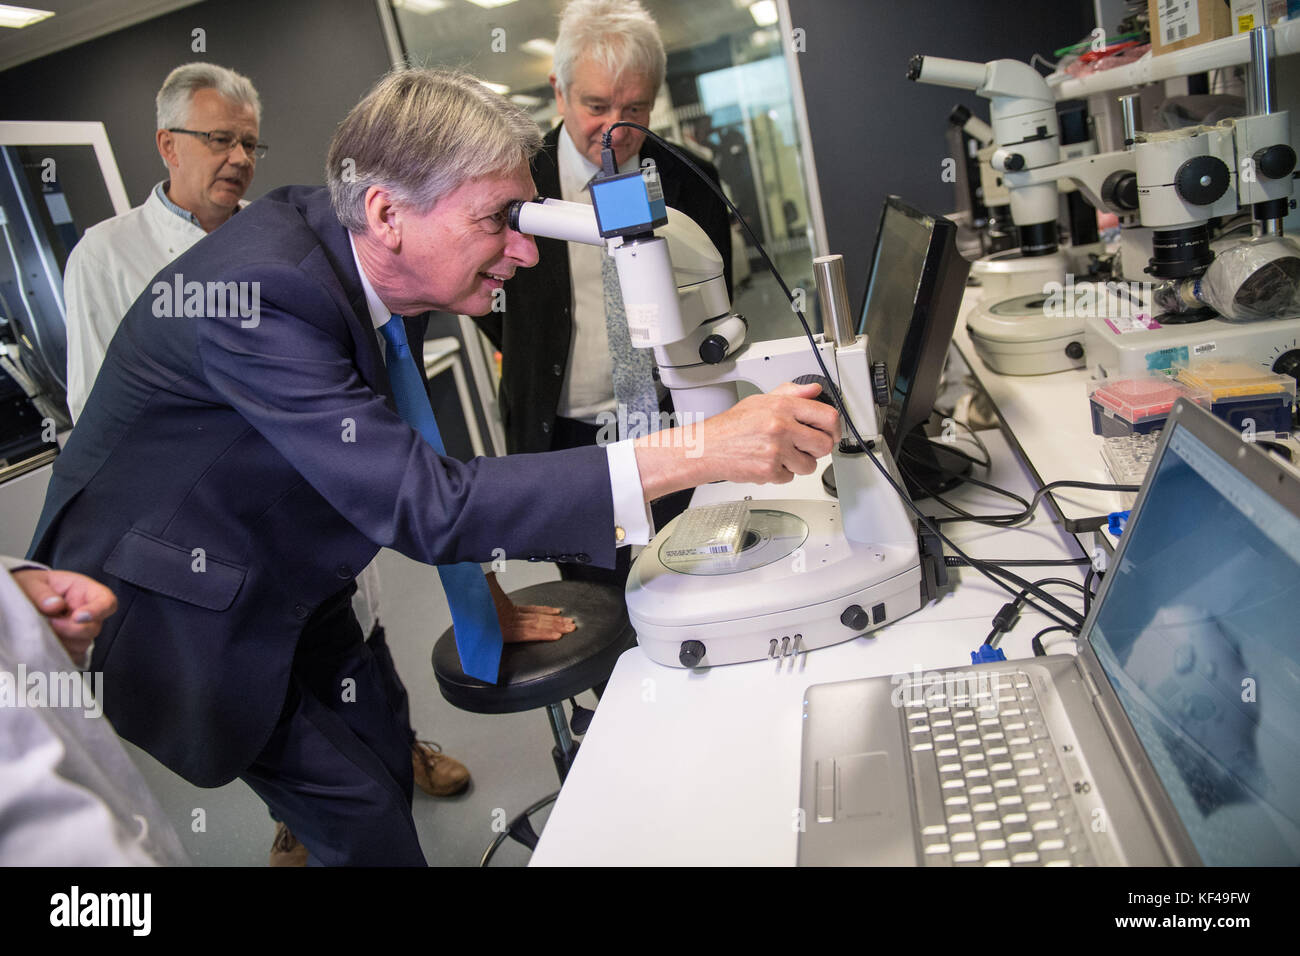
[1083,399,1300,864]
[857,195,970,498]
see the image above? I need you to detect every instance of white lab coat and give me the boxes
[62,186,207,423]
[0,556,189,866]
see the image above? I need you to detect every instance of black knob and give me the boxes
[1273,349,1300,385]
[699,333,728,364]
[948,104,971,128]
[1101,170,1139,211]
[1173,155,1230,205]
[1065,341,1084,360]
[907,55,923,81]
[1003,153,1025,172]
[840,605,869,631]
[871,361,891,406]
[793,373,837,407]
[679,640,706,667]
[1254,144,1297,180]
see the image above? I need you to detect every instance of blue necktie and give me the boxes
[379,315,503,683]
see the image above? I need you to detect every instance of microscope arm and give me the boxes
[1004,149,1138,216]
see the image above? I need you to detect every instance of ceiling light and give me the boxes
[0,4,54,28]
[749,0,778,27]
[465,0,519,9]
[480,80,510,95]
[520,38,556,58]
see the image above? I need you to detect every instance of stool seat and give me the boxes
[432,580,635,714]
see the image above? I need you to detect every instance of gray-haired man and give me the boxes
[63,62,262,423]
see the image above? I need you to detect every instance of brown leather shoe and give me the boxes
[269,821,308,867]
[412,740,470,797]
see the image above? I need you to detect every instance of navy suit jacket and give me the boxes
[29,185,617,787]
[472,124,733,454]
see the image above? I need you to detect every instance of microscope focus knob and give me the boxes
[871,361,891,406]
[679,640,706,668]
[699,334,728,364]
[1173,156,1230,206]
[840,605,870,631]
[1272,349,1300,386]
[1101,170,1139,211]
[793,373,837,407]
[1253,144,1297,181]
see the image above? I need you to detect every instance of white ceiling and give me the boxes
[0,0,202,73]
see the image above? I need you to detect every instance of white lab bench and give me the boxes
[530,301,1113,864]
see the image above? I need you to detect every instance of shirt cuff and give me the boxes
[2,556,48,574]
[605,439,654,546]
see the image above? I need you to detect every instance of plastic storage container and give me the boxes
[1089,376,1210,437]
[1174,360,1296,436]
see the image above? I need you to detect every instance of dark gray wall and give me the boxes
[788,0,1094,315]
[0,0,394,205]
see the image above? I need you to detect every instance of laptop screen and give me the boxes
[1087,421,1300,865]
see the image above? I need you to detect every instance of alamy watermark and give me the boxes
[0,664,102,718]
[151,273,261,328]
[890,666,1007,712]
[594,405,705,456]
[1041,274,1154,319]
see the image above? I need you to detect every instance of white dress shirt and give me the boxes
[555,129,649,423]
[348,234,652,548]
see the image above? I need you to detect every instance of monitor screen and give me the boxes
[857,196,967,451]
[1088,421,1300,865]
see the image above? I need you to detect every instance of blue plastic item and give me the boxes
[1108,510,1131,536]
[971,644,1007,665]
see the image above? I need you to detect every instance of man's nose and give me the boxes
[227,142,254,165]
[507,228,538,268]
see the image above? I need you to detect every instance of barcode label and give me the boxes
[1193,341,1216,355]
[1159,0,1201,45]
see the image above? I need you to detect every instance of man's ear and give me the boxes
[550,73,564,111]
[156,129,178,170]
[363,185,402,252]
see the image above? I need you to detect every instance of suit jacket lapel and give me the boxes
[300,189,393,397]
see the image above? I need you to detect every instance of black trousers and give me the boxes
[240,587,425,866]
[550,414,693,588]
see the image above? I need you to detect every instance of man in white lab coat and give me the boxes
[62,61,260,423]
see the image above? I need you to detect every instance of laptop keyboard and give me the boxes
[903,671,1096,866]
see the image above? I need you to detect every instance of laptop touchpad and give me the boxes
[837,751,893,818]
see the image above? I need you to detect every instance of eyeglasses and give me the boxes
[167,128,268,160]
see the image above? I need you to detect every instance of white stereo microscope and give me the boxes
[508,166,929,669]
[909,26,1300,385]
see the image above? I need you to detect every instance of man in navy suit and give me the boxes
[28,69,838,865]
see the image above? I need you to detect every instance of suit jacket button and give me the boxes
[293,603,309,619]
[527,555,542,562]
[576,553,591,564]
[336,564,353,578]
[557,553,573,563]
[552,364,562,376]
[541,422,550,434]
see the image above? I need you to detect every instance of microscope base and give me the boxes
[626,499,923,668]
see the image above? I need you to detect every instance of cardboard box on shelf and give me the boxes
[1148,0,1234,55]
[1230,0,1291,31]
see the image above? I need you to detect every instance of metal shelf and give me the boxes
[1050,19,1300,100]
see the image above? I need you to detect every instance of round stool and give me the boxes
[432,580,636,864]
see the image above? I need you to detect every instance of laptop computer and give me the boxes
[798,398,1300,865]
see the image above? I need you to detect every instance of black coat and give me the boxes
[473,124,733,454]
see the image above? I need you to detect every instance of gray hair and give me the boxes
[326,68,543,234]
[553,0,666,96]
[155,62,262,131]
